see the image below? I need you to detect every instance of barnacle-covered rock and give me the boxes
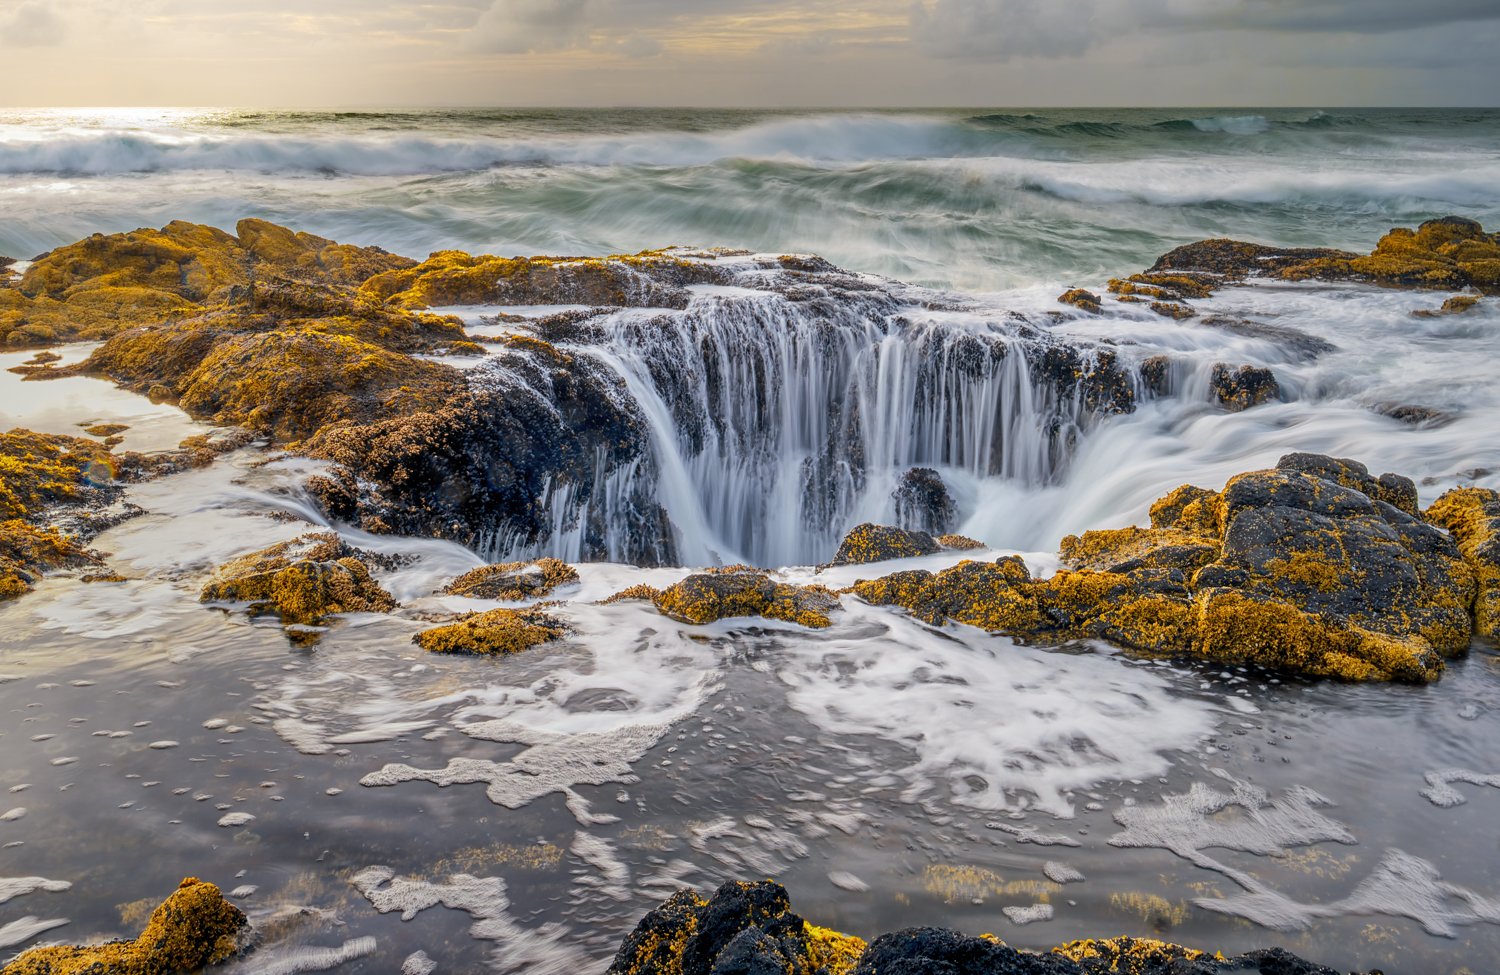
[413,606,566,655]
[1,877,247,975]
[442,557,580,600]
[654,568,840,628]
[199,532,395,625]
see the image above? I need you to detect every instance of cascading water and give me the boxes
[490,269,1136,568]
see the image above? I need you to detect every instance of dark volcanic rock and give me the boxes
[829,523,941,566]
[605,880,1376,975]
[892,468,957,536]
[1210,363,1280,412]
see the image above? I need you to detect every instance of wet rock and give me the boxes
[1149,301,1195,320]
[1196,315,1337,361]
[0,520,102,601]
[1411,294,1482,317]
[1150,217,1500,293]
[413,607,565,655]
[829,523,940,566]
[653,568,839,628]
[0,428,119,599]
[606,880,1371,975]
[1139,355,1171,397]
[1375,403,1456,427]
[199,532,396,626]
[1425,486,1500,637]
[937,534,986,551]
[1056,288,1102,314]
[359,247,727,311]
[891,468,956,536]
[855,453,1476,682]
[1,877,247,975]
[1209,363,1279,412]
[442,557,580,600]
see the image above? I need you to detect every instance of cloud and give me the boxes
[1206,0,1500,34]
[1,0,67,46]
[908,0,1128,60]
[467,0,594,53]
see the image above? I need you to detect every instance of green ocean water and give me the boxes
[2,107,1498,289]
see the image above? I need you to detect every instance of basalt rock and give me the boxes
[1425,486,1500,637]
[653,568,840,628]
[1148,217,1500,294]
[413,606,566,655]
[199,532,396,626]
[854,453,1475,682]
[1,877,247,975]
[442,557,580,600]
[830,523,941,566]
[892,468,957,536]
[1210,363,1279,412]
[606,880,1373,975]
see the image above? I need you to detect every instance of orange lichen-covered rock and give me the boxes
[442,557,580,600]
[0,428,117,600]
[1,877,247,975]
[1057,288,1102,314]
[854,453,1476,682]
[0,519,102,601]
[654,568,840,628]
[414,606,566,655]
[199,532,395,625]
[1425,486,1500,637]
[828,523,940,566]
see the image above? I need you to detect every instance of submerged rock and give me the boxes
[1,877,247,975]
[1412,294,1482,317]
[199,532,395,626]
[606,880,1372,975]
[653,568,840,629]
[442,557,580,600]
[853,453,1476,682]
[829,523,941,566]
[413,606,566,655]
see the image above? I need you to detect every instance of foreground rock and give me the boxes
[413,607,566,655]
[606,880,1374,975]
[0,429,117,599]
[1425,486,1500,637]
[199,532,395,625]
[850,452,1477,682]
[1,877,246,975]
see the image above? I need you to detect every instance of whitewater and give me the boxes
[2,107,1500,974]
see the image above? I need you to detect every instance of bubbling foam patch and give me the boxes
[351,866,593,975]
[1421,768,1500,808]
[777,603,1216,816]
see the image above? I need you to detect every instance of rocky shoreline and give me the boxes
[2,216,1496,971]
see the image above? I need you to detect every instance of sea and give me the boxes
[1,107,1499,974]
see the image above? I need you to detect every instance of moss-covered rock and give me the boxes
[199,532,395,625]
[606,880,1370,975]
[0,428,120,600]
[1057,288,1102,314]
[1148,216,1500,294]
[1,877,246,975]
[854,453,1475,682]
[442,557,580,600]
[653,568,840,628]
[413,606,566,655]
[359,247,723,311]
[1426,486,1500,637]
[829,523,940,566]
[0,520,102,601]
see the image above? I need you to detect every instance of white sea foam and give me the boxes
[0,876,71,905]
[0,915,71,950]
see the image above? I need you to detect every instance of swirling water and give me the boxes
[3,108,1500,973]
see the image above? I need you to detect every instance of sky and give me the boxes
[1,0,1498,107]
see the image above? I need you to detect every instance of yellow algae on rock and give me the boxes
[199,532,395,626]
[1052,936,1208,973]
[803,922,866,975]
[443,557,580,600]
[414,606,565,655]
[937,533,986,551]
[0,520,101,600]
[1,877,247,975]
[828,522,940,566]
[654,568,839,628]
[1426,486,1500,637]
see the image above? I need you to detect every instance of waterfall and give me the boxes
[485,275,1137,568]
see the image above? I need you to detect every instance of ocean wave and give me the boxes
[0,115,979,176]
